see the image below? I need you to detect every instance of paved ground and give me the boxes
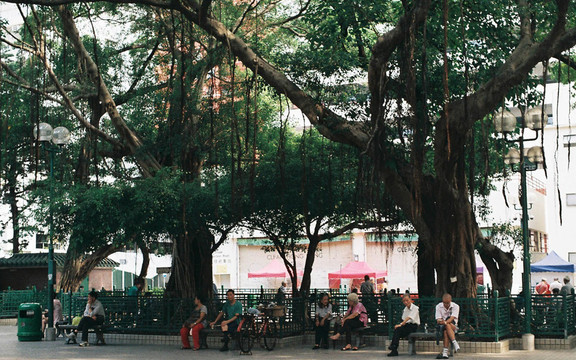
[1,326,575,360]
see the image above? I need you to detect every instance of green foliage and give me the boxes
[486,222,522,249]
[44,167,239,253]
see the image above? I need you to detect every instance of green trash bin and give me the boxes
[17,303,43,341]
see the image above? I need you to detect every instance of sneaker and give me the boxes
[452,340,460,353]
[387,350,399,357]
[66,332,76,339]
[79,342,89,347]
[219,345,229,352]
[436,354,449,359]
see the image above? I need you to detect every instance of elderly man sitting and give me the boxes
[435,293,460,359]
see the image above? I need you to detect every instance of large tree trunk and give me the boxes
[138,242,151,279]
[429,184,478,297]
[477,236,515,295]
[59,244,122,291]
[299,238,319,296]
[165,221,213,299]
[8,180,21,254]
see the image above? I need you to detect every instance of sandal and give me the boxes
[352,347,359,351]
[341,345,352,351]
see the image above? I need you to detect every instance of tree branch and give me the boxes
[57,5,162,176]
[317,218,402,242]
[554,52,576,72]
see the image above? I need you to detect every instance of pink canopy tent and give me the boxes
[248,259,303,278]
[328,261,387,279]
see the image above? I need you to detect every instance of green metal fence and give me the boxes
[388,296,507,341]
[0,288,47,318]
[2,288,575,340]
[529,294,575,338]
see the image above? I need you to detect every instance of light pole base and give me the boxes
[521,333,534,351]
[45,327,56,341]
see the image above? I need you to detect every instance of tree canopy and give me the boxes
[2,0,576,297]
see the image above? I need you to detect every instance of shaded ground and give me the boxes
[1,326,574,360]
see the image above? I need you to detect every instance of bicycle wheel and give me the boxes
[238,318,255,353]
[263,318,278,351]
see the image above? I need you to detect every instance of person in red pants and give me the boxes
[180,295,208,350]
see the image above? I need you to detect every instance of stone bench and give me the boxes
[57,324,107,345]
[408,331,455,356]
[198,327,221,349]
[331,326,369,349]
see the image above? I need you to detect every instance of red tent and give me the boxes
[328,261,387,280]
[248,259,303,278]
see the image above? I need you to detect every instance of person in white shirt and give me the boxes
[435,293,460,359]
[549,278,562,293]
[387,294,420,357]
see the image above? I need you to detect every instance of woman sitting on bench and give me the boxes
[329,292,367,351]
[312,293,332,349]
[180,295,208,350]
[67,290,105,347]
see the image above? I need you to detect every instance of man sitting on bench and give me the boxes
[435,293,460,359]
[388,294,419,357]
[209,289,242,352]
[67,290,105,347]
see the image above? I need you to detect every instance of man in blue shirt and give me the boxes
[209,289,242,351]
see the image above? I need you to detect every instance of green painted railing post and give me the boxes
[562,293,567,339]
[494,290,499,341]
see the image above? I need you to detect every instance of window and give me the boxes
[35,233,47,249]
[564,134,576,147]
[567,193,576,206]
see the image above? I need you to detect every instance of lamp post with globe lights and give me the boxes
[33,122,70,341]
[493,108,545,350]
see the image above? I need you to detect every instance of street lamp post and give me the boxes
[494,108,545,351]
[33,123,70,341]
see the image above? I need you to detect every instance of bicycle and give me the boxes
[238,306,281,353]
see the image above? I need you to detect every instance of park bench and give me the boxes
[331,326,369,349]
[198,327,221,349]
[57,323,107,345]
[407,329,456,356]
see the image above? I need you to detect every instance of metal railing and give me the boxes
[509,293,576,338]
[1,288,574,339]
[385,294,511,341]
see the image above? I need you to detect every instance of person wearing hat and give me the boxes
[550,278,562,293]
[329,292,367,351]
[561,276,574,295]
[535,278,550,295]
[67,290,105,347]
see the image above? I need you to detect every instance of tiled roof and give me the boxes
[0,253,119,268]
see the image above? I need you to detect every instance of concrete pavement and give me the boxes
[1,325,575,360]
